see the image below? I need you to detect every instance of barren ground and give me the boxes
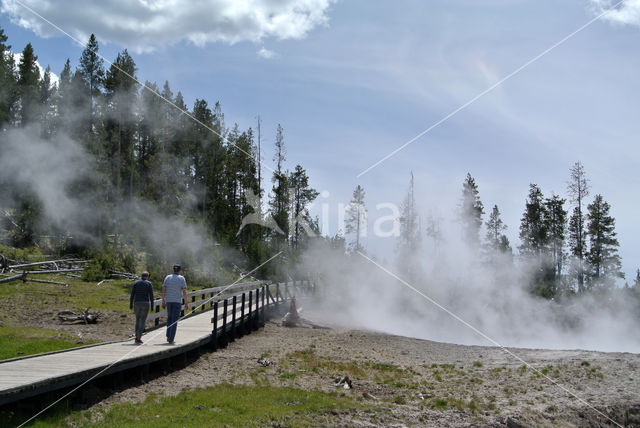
[80,315,640,427]
[4,288,639,427]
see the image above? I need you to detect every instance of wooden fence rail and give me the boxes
[148,280,316,327]
[148,280,271,324]
[209,280,315,350]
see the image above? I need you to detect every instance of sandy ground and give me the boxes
[79,313,640,427]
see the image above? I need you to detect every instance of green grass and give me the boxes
[0,326,99,360]
[13,384,365,427]
[0,275,132,312]
[0,244,46,262]
[287,348,366,378]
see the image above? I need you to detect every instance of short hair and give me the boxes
[141,271,149,279]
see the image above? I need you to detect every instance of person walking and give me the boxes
[162,264,188,344]
[130,271,154,344]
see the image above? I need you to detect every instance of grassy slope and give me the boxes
[0,326,99,360]
[0,260,133,359]
[7,384,364,428]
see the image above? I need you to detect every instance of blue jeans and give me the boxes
[133,302,150,338]
[166,302,181,342]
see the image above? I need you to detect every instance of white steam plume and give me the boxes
[301,217,640,353]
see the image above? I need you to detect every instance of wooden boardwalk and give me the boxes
[0,280,312,407]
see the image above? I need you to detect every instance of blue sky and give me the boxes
[1,0,639,279]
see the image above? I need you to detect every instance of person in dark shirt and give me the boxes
[130,271,154,344]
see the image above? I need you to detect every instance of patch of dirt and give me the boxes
[86,319,640,427]
[0,297,135,342]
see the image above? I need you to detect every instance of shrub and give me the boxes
[82,251,116,282]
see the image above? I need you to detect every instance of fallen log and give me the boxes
[0,272,27,284]
[9,259,89,269]
[27,278,68,286]
[108,273,136,278]
[58,308,101,324]
[61,273,82,279]
[108,270,137,279]
[17,268,84,275]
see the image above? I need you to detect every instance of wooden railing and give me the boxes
[148,280,269,326]
[148,279,315,329]
[209,279,315,350]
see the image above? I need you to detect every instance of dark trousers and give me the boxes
[166,302,181,342]
[134,302,150,338]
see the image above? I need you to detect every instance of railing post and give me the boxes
[191,289,196,314]
[201,292,205,311]
[155,303,159,326]
[222,298,228,346]
[231,295,237,340]
[261,285,266,325]
[211,300,218,350]
[248,290,253,330]
[253,288,260,330]
[276,283,280,301]
[241,292,246,335]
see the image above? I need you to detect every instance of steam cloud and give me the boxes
[301,219,640,353]
[0,126,236,279]
[2,129,638,353]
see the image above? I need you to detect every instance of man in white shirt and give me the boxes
[162,264,188,344]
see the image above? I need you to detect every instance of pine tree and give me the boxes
[519,184,555,297]
[499,235,512,255]
[485,204,508,262]
[544,194,567,282]
[288,165,318,249]
[425,211,443,253]
[39,65,56,137]
[9,191,42,247]
[17,43,41,126]
[397,173,421,278]
[345,185,367,253]
[104,49,138,201]
[0,26,16,128]
[460,173,484,248]
[269,124,289,250]
[68,69,90,141]
[586,194,623,288]
[567,162,589,292]
[519,184,548,257]
[137,80,162,201]
[78,34,104,134]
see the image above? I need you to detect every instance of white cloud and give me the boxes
[1,0,335,53]
[257,46,277,59]
[13,51,59,87]
[590,0,640,26]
